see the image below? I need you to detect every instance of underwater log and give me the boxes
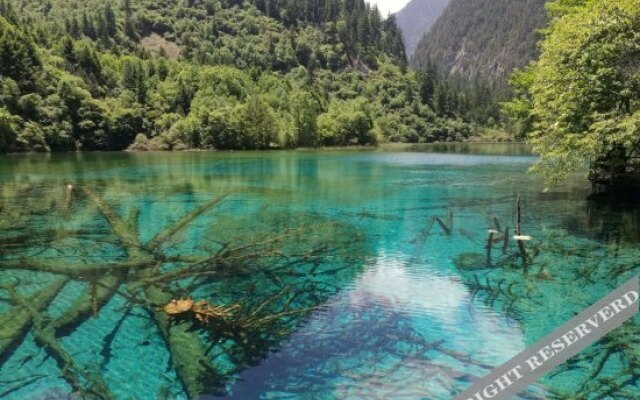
[0,278,69,362]
[146,285,216,399]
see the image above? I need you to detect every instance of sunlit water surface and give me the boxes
[0,145,638,399]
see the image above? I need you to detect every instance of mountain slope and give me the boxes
[396,0,450,59]
[411,0,547,85]
[0,0,477,153]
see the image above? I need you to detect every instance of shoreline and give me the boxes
[2,142,529,156]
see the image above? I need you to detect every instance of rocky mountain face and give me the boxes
[395,0,450,59]
[411,0,547,86]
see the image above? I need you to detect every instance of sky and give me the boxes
[368,0,412,15]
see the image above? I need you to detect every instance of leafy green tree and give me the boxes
[0,77,20,112]
[242,96,279,149]
[17,93,42,120]
[317,98,375,146]
[100,103,144,150]
[17,121,48,152]
[507,0,640,186]
[291,90,321,147]
[201,106,244,150]
[501,69,534,139]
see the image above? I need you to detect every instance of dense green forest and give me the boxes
[0,0,481,153]
[504,0,640,190]
[414,59,503,129]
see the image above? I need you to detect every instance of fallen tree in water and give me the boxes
[0,185,368,398]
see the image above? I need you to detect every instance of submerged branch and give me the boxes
[81,187,144,256]
[147,191,231,250]
[46,274,122,337]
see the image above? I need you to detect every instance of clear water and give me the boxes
[0,145,638,400]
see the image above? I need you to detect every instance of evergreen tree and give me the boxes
[62,36,77,67]
[122,0,137,39]
[121,59,147,104]
[82,12,96,39]
[418,61,437,107]
[104,4,117,37]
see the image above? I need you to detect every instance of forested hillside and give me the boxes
[0,0,480,153]
[412,0,546,86]
[395,0,450,59]
[406,0,547,131]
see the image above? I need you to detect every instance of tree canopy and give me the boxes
[505,0,640,186]
[0,0,483,153]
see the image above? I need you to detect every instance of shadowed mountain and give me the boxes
[396,0,451,59]
[411,0,547,86]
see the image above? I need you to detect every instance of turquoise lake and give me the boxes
[0,145,638,399]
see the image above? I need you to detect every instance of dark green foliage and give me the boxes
[121,58,147,104]
[0,17,41,90]
[416,59,502,127]
[0,0,18,24]
[0,107,20,152]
